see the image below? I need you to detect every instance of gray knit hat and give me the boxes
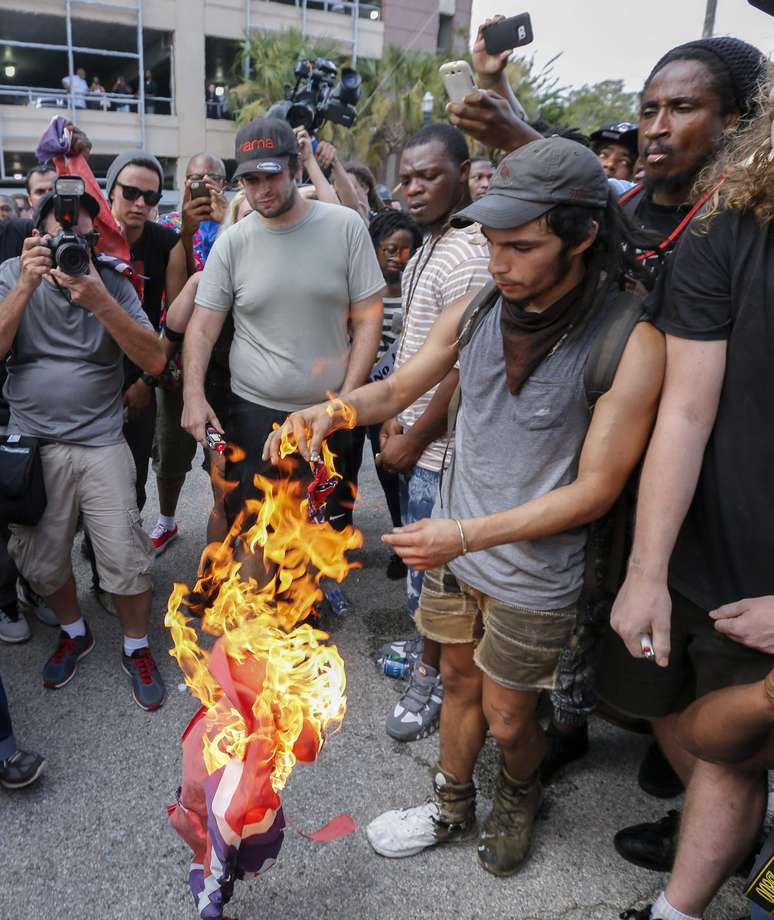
[105,149,164,200]
[647,37,767,120]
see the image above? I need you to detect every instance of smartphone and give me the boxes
[483,13,534,55]
[439,61,476,105]
[748,0,774,14]
[190,180,210,200]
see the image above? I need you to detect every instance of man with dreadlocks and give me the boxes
[605,71,774,920]
[265,137,664,876]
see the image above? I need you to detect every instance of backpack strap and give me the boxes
[583,290,645,410]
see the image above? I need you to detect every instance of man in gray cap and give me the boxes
[264,136,665,875]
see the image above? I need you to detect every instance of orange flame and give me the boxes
[165,453,361,792]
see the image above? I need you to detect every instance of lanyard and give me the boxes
[620,177,726,262]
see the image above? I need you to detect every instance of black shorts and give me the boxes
[596,589,773,720]
[224,392,353,530]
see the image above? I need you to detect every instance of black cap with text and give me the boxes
[233,118,299,178]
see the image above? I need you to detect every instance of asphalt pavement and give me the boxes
[0,451,751,920]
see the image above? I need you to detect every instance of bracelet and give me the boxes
[455,519,468,556]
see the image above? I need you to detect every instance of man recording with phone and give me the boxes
[0,180,168,710]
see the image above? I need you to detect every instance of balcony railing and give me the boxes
[0,85,174,115]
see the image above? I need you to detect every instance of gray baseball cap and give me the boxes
[451,137,609,230]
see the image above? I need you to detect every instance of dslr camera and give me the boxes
[267,58,362,134]
[45,176,96,276]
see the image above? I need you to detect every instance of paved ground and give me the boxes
[1,452,751,920]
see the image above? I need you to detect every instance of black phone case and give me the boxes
[484,14,534,55]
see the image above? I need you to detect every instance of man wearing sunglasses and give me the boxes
[81,152,188,613]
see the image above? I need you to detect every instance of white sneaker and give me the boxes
[0,606,30,643]
[17,580,57,627]
[367,801,445,858]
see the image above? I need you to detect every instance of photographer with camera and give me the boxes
[182,118,384,591]
[0,180,168,710]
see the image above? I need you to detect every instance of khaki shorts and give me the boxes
[416,565,579,692]
[9,441,154,597]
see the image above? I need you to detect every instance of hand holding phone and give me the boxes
[439,61,476,105]
[483,13,534,56]
[189,180,210,201]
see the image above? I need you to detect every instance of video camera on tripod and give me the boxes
[267,58,362,134]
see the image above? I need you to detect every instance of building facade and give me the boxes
[0,0,471,190]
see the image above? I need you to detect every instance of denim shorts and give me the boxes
[416,564,579,692]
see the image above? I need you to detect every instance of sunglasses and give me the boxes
[115,181,162,206]
[187,172,227,184]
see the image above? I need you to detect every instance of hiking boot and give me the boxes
[150,521,179,556]
[378,635,423,669]
[18,579,58,627]
[638,741,684,799]
[477,768,543,876]
[0,604,30,643]
[386,662,443,742]
[540,721,589,784]
[613,809,679,872]
[42,626,95,689]
[0,749,46,789]
[122,647,167,711]
[386,553,408,580]
[367,765,476,858]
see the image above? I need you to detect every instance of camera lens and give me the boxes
[56,242,91,277]
[286,102,315,131]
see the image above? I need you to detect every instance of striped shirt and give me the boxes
[395,224,490,472]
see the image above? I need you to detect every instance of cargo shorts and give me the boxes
[416,564,579,692]
[9,441,154,597]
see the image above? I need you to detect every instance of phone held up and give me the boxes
[439,60,476,105]
[483,13,534,56]
[189,180,210,200]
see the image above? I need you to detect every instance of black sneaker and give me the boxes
[121,648,167,711]
[638,741,685,799]
[42,626,95,689]
[620,908,651,919]
[0,749,46,789]
[540,721,589,784]
[613,809,679,872]
[386,553,408,581]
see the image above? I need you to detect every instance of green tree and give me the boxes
[556,80,638,134]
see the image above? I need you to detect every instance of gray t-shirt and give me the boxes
[0,258,152,446]
[195,201,384,412]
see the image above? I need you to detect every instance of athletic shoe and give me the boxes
[0,749,46,789]
[17,578,58,627]
[42,626,95,689]
[322,582,351,616]
[477,769,543,876]
[378,635,423,669]
[121,647,167,711]
[0,605,30,643]
[386,663,443,742]
[386,553,407,580]
[367,766,476,858]
[638,741,685,799]
[620,909,651,920]
[150,521,179,555]
[540,721,589,784]
[613,809,679,872]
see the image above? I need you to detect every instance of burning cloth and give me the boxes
[166,450,359,919]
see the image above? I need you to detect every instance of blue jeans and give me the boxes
[750,905,770,919]
[399,466,440,619]
[0,673,17,761]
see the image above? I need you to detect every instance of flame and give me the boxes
[165,451,361,792]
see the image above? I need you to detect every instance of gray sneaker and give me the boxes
[386,661,443,741]
[17,579,58,627]
[0,749,46,789]
[121,648,167,711]
[378,635,423,668]
[0,605,30,643]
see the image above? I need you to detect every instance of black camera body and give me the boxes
[268,57,362,134]
[44,177,94,277]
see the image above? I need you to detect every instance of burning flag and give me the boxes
[166,442,361,919]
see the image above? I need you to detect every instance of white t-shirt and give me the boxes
[63,73,88,108]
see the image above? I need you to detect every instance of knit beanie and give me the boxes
[647,36,768,120]
[105,149,164,200]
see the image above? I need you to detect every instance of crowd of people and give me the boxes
[1,16,773,920]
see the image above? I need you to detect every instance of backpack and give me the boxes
[446,280,645,607]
